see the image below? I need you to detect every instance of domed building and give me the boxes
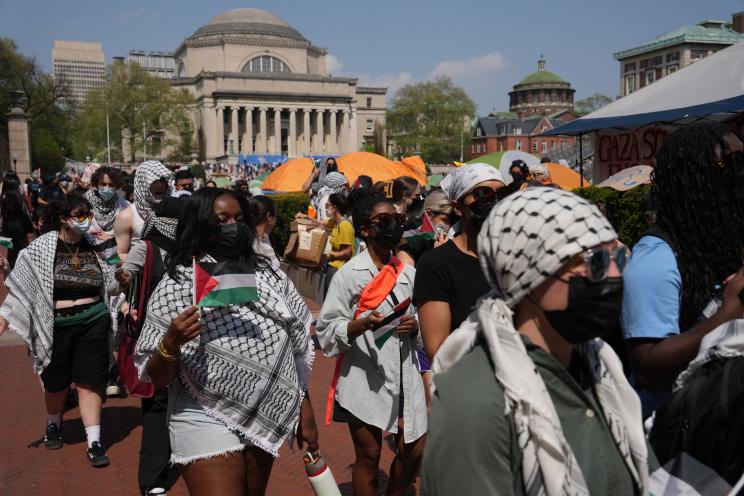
[508,57,575,119]
[173,8,386,162]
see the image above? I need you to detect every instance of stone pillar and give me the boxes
[258,107,268,154]
[273,108,282,155]
[216,106,225,157]
[303,109,311,156]
[341,110,350,154]
[242,107,253,155]
[229,107,238,156]
[288,108,297,157]
[349,108,358,153]
[6,99,31,179]
[329,110,338,154]
[315,109,324,154]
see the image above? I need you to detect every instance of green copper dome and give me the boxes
[515,56,568,86]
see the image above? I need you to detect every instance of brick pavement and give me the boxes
[0,305,419,495]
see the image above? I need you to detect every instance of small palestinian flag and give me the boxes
[370,298,412,349]
[193,260,258,307]
[0,236,13,250]
[402,214,435,248]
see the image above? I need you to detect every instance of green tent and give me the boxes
[467,151,505,167]
[427,174,444,188]
[214,176,233,188]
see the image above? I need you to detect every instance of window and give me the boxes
[532,142,538,152]
[551,141,556,151]
[515,128,522,135]
[645,69,656,86]
[625,75,635,95]
[666,52,679,63]
[476,127,483,137]
[652,56,663,66]
[366,97,372,108]
[640,59,649,70]
[366,119,373,133]
[666,64,678,75]
[516,140,522,151]
[541,142,547,153]
[561,140,567,151]
[691,49,707,61]
[242,55,290,73]
[624,62,636,73]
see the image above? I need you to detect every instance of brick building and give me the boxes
[614,12,744,97]
[471,113,576,160]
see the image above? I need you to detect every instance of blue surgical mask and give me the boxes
[70,218,91,234]
[98,187,116,202]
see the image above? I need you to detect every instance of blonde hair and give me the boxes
[424,190,452,216]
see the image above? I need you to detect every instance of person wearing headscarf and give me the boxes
[414,163,505,363]
[421,188,654,496]
[301,157,340,197]
[133,160,174,226]
[312,171,348,222]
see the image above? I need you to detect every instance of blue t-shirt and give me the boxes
[621,235,681,417]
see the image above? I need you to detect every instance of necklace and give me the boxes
[60,238,81,271]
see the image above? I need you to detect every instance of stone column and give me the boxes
[230,107,238,156]
[7,106,31,179]
[303,109,311,156]
[340,110,350,154]
[216,106,225,157]
[273,108,282,155]
[329,110,338,154]
[288,109,297,157]
[242,107,253,155]
[349,108,358,153]
[258,107,268,154]
[315,109,324,154]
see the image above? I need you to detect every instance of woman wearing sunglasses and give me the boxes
[0,195,118,467]
[422,188,655,496]
[414,163,505,363]
[317,189,426,496]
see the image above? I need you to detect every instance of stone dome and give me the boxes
[190,8,306,42]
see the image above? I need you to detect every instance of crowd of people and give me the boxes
[0,121,743,495]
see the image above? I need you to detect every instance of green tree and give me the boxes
[0,37,72,172]
[32,128,65,171]
[574,93,612,116]
[73,60,194,163]
[386,76,476,164]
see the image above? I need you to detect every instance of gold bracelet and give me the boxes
[157,340,180,362]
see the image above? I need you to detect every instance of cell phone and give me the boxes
[435,224,447,237]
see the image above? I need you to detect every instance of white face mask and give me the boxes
[97,187,117,202]
[69,218,91,234]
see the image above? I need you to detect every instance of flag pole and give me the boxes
[192,257,196,308]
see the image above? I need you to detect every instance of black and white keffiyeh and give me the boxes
[432,188,649,496]
[440,162,504,201]
[135,257,314,457]
[142,214,178,242]
[0,232,119,373]
[84,189,122,231]
[134,160,173,220]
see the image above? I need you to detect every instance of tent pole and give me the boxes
[579,133,584,187]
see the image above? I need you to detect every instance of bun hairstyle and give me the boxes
[350,188,391,235]
[327,192,350,216]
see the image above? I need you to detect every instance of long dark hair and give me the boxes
[351,189,391,237]
[41,195,91,234]
[652,123,744,329]
[248,195,276,226]
[328,192,350,216]
[1,190,25,221]
[166,188,255,279]
[392,176,419,203]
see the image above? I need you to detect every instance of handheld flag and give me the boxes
[193,260,258,307]
[402,214,435,248]
[369,297,412,349]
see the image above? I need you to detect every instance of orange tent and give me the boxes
[261,152,426,192]
[546,163,585,190]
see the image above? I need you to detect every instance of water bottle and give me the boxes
[304,451,342,496]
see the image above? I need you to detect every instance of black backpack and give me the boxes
[649,355,744,486]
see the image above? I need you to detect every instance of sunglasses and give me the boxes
[579,246,630,281]
[466,186,500,203]
[69,212,92,223]
[369,212,406,228]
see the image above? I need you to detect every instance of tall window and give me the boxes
[516,139,522,151]
[625,75,635,95]
[645,69,655,86]
[243,55,290,74]
[541,142,547,153]
[532,142,538,152]
[366,97,372,108]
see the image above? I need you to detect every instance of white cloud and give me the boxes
[326,54,344,75]
[358,72,414,97]
[428,52,506,80]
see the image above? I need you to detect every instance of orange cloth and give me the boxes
[325,257,405,425]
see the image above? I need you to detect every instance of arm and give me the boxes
[418,300,452,361]
[114,206,134,259]
[396,249,416,267]
[301,168,319,193]
[107,240,147,295]
[144,306,200,388]
[328,244,353,263]
[628,270,744,386]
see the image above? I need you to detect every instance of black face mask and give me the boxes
[468,197,498,228]
[183,184,194,193]
[511,172,524,185]
[542,276,624,344]
[371,219,403,250]
[212,223,252,260]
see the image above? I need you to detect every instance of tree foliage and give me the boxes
[0,37,72,172]
[386,76,476,164]
[574,93,612,116]
[72,60,194,163]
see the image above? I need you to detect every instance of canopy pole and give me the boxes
[579,133,584,188]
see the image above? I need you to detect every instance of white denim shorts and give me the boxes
[167,382,252,465]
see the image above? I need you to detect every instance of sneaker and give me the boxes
[43,423,63,450]
[86,441,110,468]
[105,378,121,397]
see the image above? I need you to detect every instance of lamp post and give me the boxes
[11,153,17,172]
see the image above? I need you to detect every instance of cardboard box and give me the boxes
[284,219,330,266]
[280,261,326,306]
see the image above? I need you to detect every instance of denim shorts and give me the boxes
[167,382,252,465]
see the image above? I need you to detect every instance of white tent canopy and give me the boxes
[545,41,744,136]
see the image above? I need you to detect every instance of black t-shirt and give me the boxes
[53,238,103,301]
[413,239,492,331]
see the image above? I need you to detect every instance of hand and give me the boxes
[364,311,385,330]
[0,255,9,275]
[312,167,321,179]
[719,268,744,321]
[0,316,7,336]
[163,306,200,351]
[396,314,419,335]
[115,268,131,286]
[433,232,448,248]
[296,397,319,453]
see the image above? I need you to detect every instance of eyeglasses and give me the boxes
[579,246,630,281]
[369,212,406,228]
[69,212,92,222]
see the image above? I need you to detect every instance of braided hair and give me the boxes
[652,123,744,330]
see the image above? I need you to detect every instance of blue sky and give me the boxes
[1,0,742,113]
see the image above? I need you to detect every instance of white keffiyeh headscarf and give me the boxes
[134,160,173,220]
[432,188,649,496]
[440,162,504,201]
